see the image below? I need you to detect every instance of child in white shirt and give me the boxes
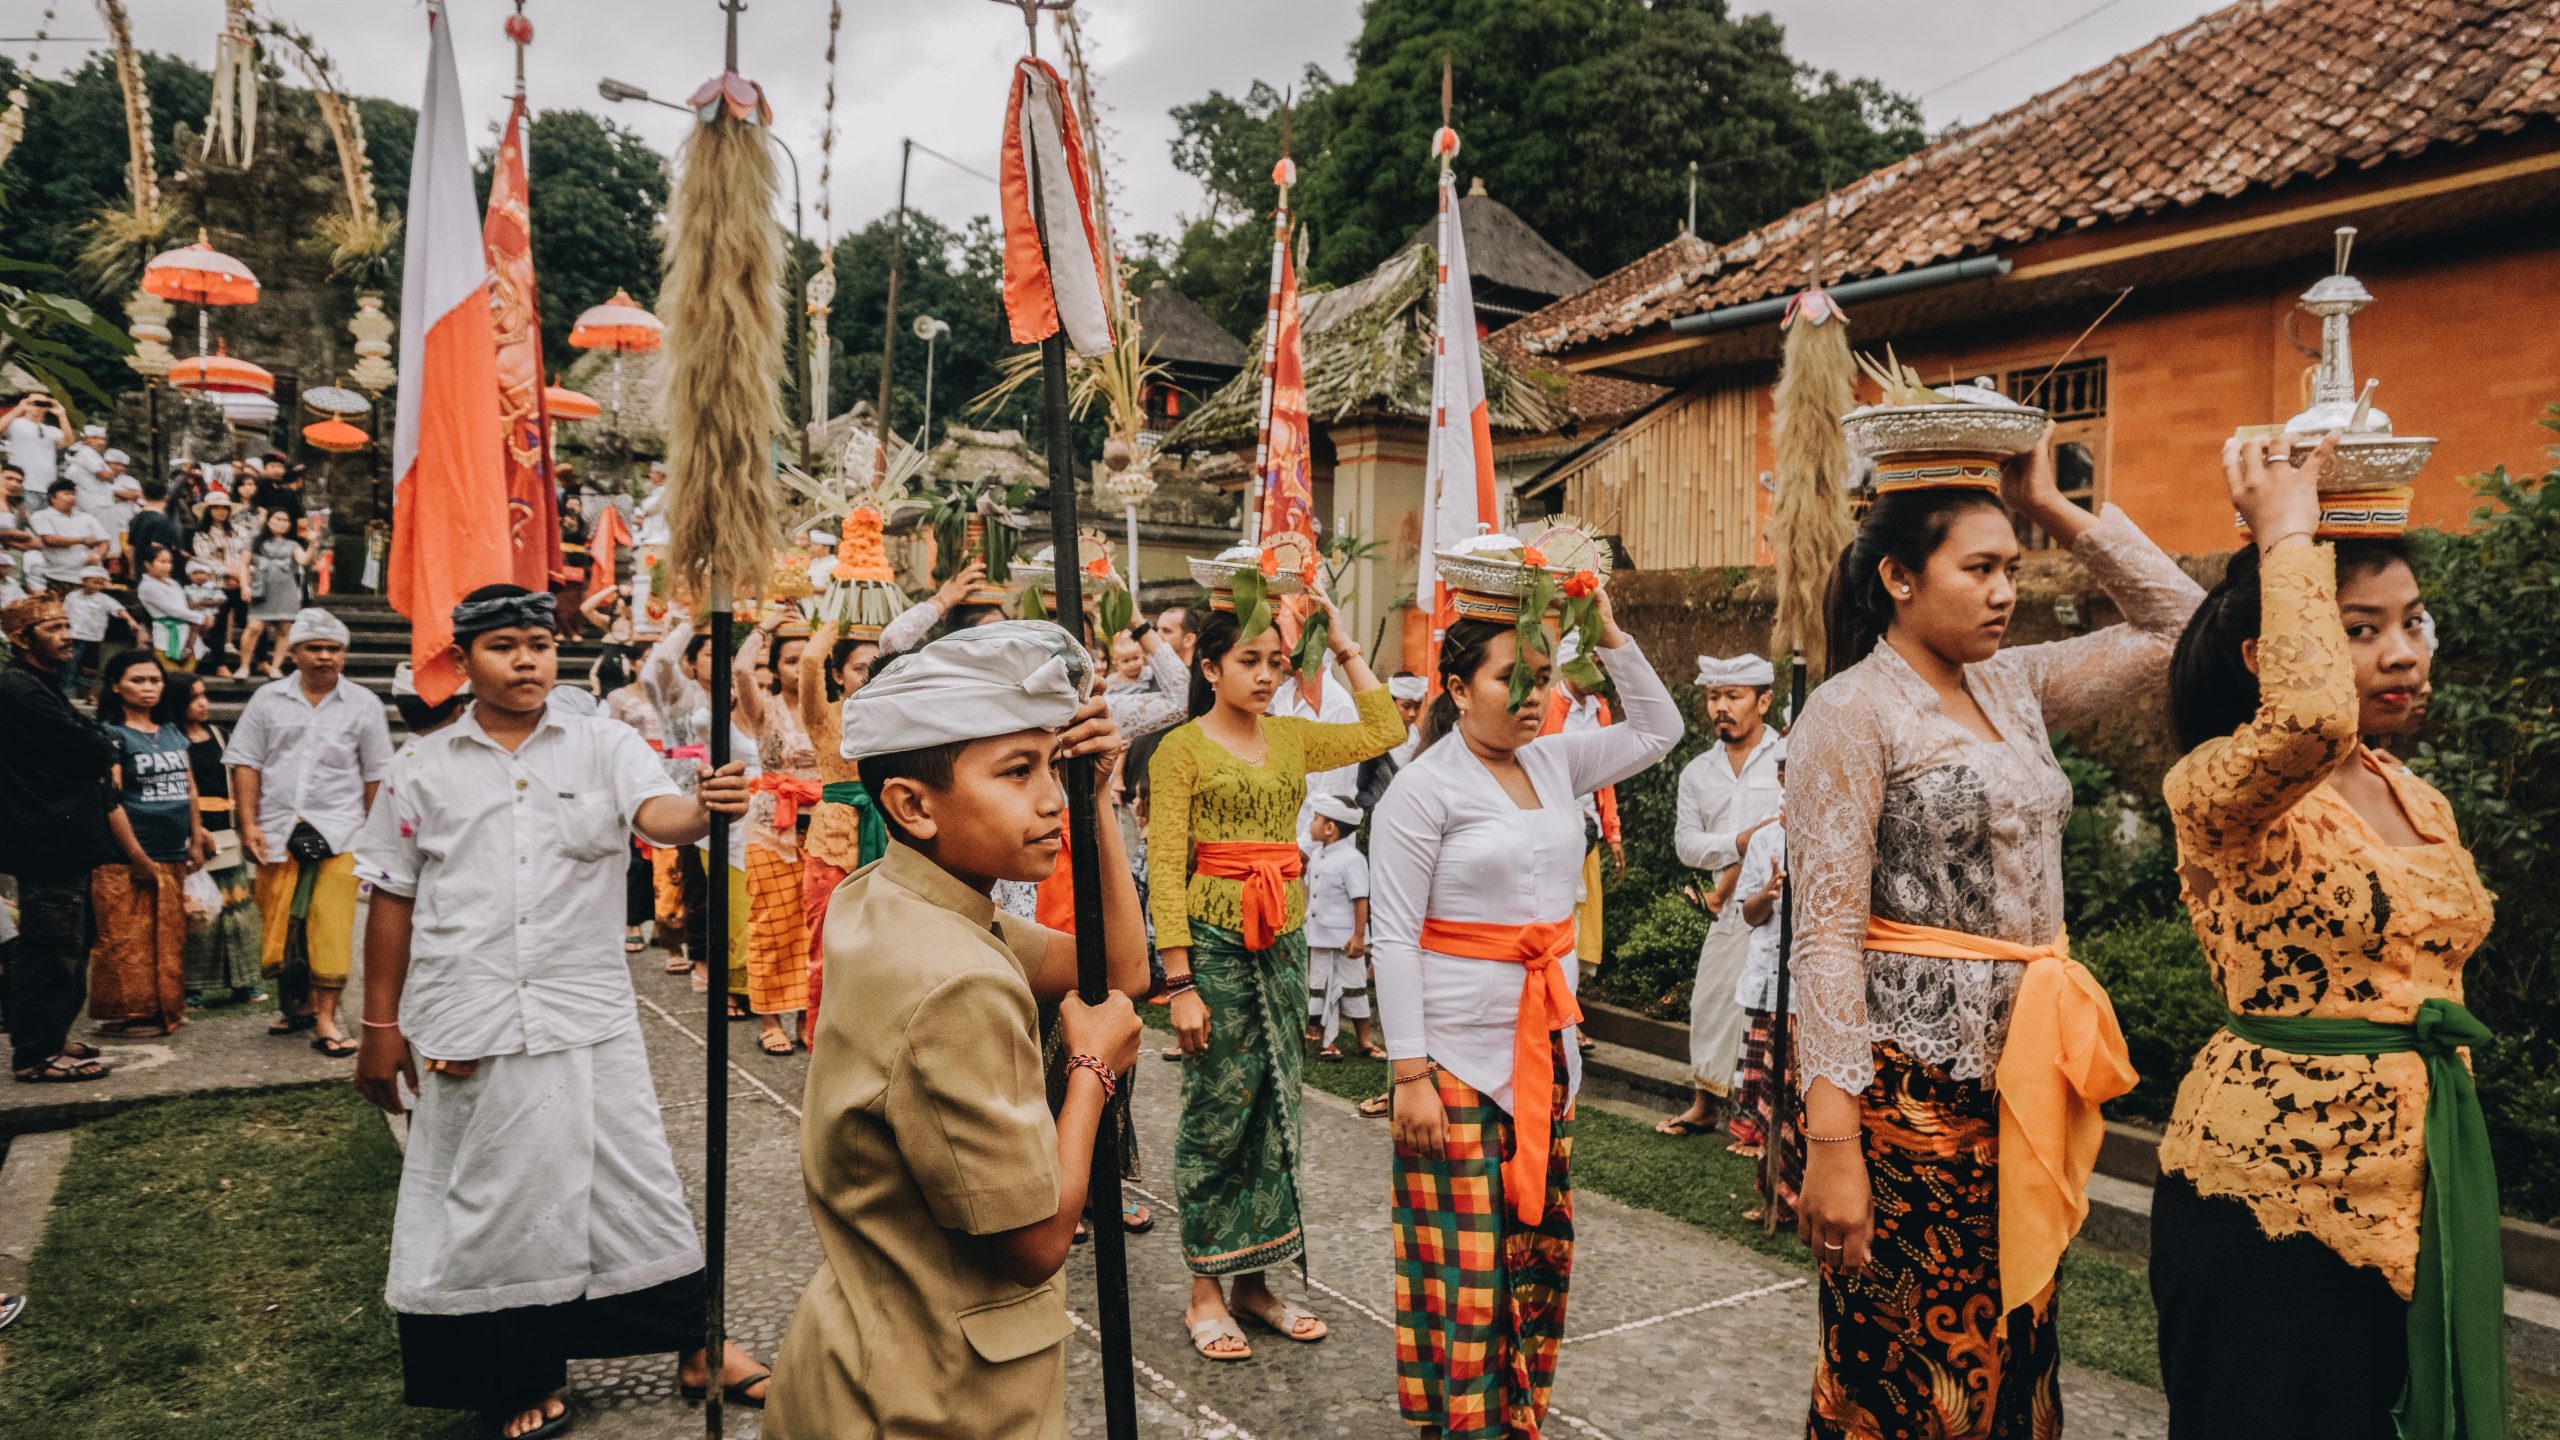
[1301,793,1376,1059]
[135,544,208,667]
[61,566,126,698]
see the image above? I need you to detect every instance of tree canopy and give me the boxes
[474,108,670,377]
[1156,0,1925,306]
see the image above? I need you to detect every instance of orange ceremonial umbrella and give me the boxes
[167,350,275,395]
[302,418,369,454]
[569,288,662,352]
[143,231,262,356]
[544,384,603,421]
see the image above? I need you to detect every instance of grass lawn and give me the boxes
[0,1088,471,1440]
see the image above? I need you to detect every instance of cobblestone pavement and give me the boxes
[571,943,2170,1440]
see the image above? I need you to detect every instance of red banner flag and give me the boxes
[586,501,632,600]
[483,92,558,592]
[1257,237,1313,546]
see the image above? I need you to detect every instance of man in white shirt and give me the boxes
[64,426,111,514]
[1656,651,1785,1137]
[227,607,394,1053]
[1301,793,1375,1059]
[27,479,106,592]
[2,395,64,492]
[352,584,764,1436]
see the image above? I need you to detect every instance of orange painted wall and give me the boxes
[1822,243,2560,554]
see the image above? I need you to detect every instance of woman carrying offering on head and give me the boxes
[2150,435,2501,1440]
[1789,422,2223,1439]
[1369,543,1680,1439]
[1149,547,1405,1361]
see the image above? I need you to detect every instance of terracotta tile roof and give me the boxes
[1485,323,1666,425]
[1521,0,2560,355]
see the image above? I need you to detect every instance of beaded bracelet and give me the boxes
[1803,1128,1863,1144]
[1065,1053,1118,1100]
[1160,975,1197,998]
[1391,1060,1441,1088]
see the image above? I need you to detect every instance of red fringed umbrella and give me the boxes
[143,231,262,357]
[302,418,369,453]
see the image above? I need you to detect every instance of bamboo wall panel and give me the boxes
[1560,383,1754,570]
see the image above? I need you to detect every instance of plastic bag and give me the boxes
[182,867,223,928]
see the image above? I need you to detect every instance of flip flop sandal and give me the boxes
[1121,1198,1155,1233]
[312,1035,358,1059]
[13,1057,109,1084]
[760,1034,795,1057]
[1236,1295,1327,1343]
[0,1293,24,1331]
[624,935,647,954]
[1357,1094,1392,1118]
[1654,1118,1717,1137]
[1361,1043,1389,1060]
[689,972,710,993]
[1318,1046,1343,1062]
[679,1371,770,1410]
[665,957,693,974]
[58,1041,100,1060]
[482,1395,574,1440]
[268,1013,318,1037]
[1726,1141,1766,1158]
[1187,1315,1252,1362]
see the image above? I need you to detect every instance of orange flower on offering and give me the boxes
[1258,547,1279,577]
[1301,558,1320,585]
[1085,555,1114,579]
[1563,570,1600,599]
[1521,545,1548,568]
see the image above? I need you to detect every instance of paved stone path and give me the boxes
[571,943,2170,1440]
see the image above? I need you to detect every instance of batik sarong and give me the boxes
[800,855,847,1050]
[743,845,808,1016]
[182,858,264,997]
[1393,1050,1573,1440]
[1809,1040,2061,1440]
[1175,921,1307,1276]
[91,859,186,1033]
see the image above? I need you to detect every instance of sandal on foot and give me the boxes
[312,1034,358,1059]
[624,934,647,954]
[679,1371,769,1410]
[1726,1140,1765,1159]
[665,956,693,974]
[1318,1045,1343,1062]
[759,1032,795,1057]
[269,1013,318,1037]
[1361,1043,1389,1060]
[1235,1293,1327,1343]
[1186,1315,1252,1362]
[0,1293,24,1330]
[13,1056,109,1084]
[483,1394,573,1440]
[58,1041,100,1060]
[1654,1117,1716,1137]
[1357,1093,1392,1118]
[1121,1198,1155,1233]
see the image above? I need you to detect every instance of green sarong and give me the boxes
[1176,921,1307,1277]
[821,780,888,867]
[2222,1000,2505,1440]
[182,859,264,995]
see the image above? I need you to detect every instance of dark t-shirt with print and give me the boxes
[112,721,195,862]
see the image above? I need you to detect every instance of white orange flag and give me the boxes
[1418,150,1494,679]
[389,0,512,705]
[999,57,1114,357]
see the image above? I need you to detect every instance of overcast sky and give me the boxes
[61,0,2222,261]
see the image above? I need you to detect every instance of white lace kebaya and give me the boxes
[1783,506,2202,1098]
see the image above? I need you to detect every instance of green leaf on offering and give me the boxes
[1021,584,1048,622]
[1293,604,1332,680]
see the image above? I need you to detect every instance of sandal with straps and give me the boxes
[13,1055,109,1084]
[1234,1293,1328,1343]
[1186,1314,1252,1362]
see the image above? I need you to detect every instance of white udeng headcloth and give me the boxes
[1694,652,1774,688]
[840,619,1094,761]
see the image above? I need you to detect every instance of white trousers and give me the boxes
[1687,916,1752,1096]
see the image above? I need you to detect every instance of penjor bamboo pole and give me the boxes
[1761,653,1806,1237]
[1025,120,1139,1440]
[704,580,733,1438]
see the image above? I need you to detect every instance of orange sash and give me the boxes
[1863,916,2137,1315]
[1191,842,1304,951]
[752,774,823,832]
[1418,917,1582,1226]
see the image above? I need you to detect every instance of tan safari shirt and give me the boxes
[765,842,1069,1439]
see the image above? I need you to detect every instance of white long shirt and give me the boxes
[1369,637,1682,1113]
[226,674,395,860]
[353,707,680,1060]
[1301,833,1370,950]
[1673,724,1785,874]
[1733,823,1791,1012]
[4,418,60,489]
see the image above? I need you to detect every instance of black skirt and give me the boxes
[2149,1171,2406,1440]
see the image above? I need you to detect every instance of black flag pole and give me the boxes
[1003,3,1138,1435]
[1761,652,1807,1237]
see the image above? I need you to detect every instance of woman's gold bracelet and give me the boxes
[1803,1128,1863,1145]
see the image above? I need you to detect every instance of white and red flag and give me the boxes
[389,0,513,704]
[483,82,557,592]
[1418,134,1495,681]
[999,57,1114,356]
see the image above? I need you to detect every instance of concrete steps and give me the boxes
[201,592,611,726]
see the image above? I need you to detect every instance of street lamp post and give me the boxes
[912,314,949,447]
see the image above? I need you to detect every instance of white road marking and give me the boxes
[1560,1276,1809,1344]
[1064,1306,1261,1440]
[636,993,802,1117]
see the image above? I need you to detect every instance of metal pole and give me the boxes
[703,594,734,1436]
[1761,653,1806,1237]
[871,138,911,481]
[1025,113,1139,1440]
[920,331,937,445]
[1123,501,1138,593]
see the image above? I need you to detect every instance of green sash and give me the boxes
[820,781,888,867]
[2222,1000,2505,1440]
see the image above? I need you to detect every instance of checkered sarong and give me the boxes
[743,844,808,1016]
[1393,1049,1573,1440]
